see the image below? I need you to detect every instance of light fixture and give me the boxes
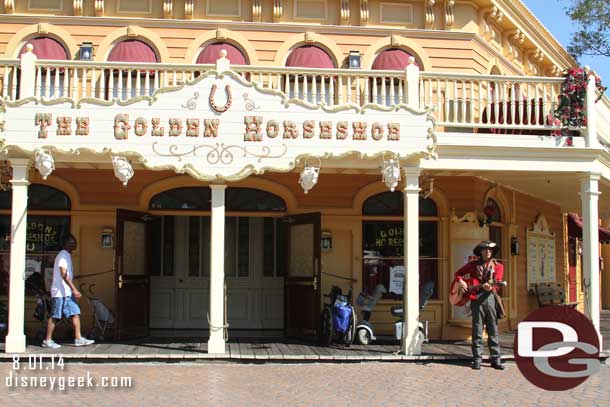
[321,231,332,251]
[35,149,55,180]
[348,50,361,69]
[101,228,114,248]
[112,156,134,187]
[79,41,94,61]
[381,153,401,192]
[299,157,321,194]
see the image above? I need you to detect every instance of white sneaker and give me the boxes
[74,337,95,347]
[42,339,61,349]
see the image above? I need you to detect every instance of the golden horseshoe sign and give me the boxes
[209,84,232,113]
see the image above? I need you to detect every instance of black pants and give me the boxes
[470,291,500,362]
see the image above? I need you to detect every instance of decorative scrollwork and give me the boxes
[209,84,232,113]
[181,92,199,110]
[243,93,260,111]
[152,142,288,164]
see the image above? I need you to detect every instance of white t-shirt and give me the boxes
[51,249,73,298]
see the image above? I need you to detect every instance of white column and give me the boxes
[5,159,31,353]
[401,166,421,355]
[208,184,227,354]
[585,72,599,149]
[580,173,602,346]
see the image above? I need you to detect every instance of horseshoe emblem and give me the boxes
[209,84,232,113]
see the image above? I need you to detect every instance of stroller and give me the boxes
[320,286,357,347]
[80,283,115,341]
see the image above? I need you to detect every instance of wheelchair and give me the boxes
[320,285,357,347]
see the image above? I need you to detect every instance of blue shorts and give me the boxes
[49,296,81,319]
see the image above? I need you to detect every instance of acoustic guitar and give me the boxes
[449,278,506,306]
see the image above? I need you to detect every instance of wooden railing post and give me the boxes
[585,71,600,148]
[19,43,36,99]
[405,56,420,110]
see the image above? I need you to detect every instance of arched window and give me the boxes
[284,45,335,104]
[371,48,418,106]
[362,191,439,299]
[149,187,286,212]
[106,39,159,100]
[0,184,71,295]
[197,42,247,65]
[19,37,69,99]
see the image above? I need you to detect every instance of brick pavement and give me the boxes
[1,361,609,407]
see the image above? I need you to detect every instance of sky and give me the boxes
[521,0,609,82]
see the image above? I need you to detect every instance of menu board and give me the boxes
[526,215,556,287]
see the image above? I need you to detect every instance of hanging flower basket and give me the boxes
[554,67,607,144]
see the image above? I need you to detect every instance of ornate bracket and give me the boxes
[95,0,104,17]
[73,0,83,16]
[547,65,563,77]
[163,0,173,18]
[273,0,283,22]
[253,0,262,22]
[341,0,350,25]
[444,0,454,29]
[4,0,13,14]
[525,49,544,75]
[479,6,503,42]
[504,29,525,62]
[425,0,435,29]
[184,0,193,19]
[360,0,369,24]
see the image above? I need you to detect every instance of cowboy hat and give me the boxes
[473,240,497,256]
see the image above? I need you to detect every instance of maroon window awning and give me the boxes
[20,37,68,60]
[197,42,247,65]
[372,48,416,70]
[108,40,158,63]
[285,46,334,69]
[567,213,610,244]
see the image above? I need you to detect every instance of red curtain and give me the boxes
[20,37,68,60]
[285,46,334,69]
[108,40,158,63]
[372,48,416,70]
[197,42,247,65]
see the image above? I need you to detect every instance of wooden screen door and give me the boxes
[285,213,321,338]
[115,209,152,339]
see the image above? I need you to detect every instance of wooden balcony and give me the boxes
[0,54,606,146]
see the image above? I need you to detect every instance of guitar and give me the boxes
[449,278,506,306]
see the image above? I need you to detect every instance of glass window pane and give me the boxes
[0,184,71,210]
[149,187,211,210]
[188,217,200,277]
[238,218,249,277]
[490,226,503,260]
[263,218,275,277]
[275,219,285,277]
[202,217,210,276]
[149,217,162,276]
[362,192,437,216]
[225,188,286,212]
[224,217,237,277]
[163,216,174,276]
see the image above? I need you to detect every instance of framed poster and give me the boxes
[526,215,556,288]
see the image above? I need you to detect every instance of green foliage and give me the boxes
[567,0,610,58]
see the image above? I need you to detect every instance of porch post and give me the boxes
[580,173,602,345]
[401,166,421,355]
[4,159,31,353]
[208,184,227,354]
[585,72,599,149]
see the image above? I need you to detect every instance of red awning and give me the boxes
[372,48,416,70]
[567,213,610,244]
[20,37,68,60]
[108,40,158,63]
[197,42,246,65]
[285,46,334,69]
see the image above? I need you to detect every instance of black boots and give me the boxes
[491,361,505,370]
[471,359,481,370]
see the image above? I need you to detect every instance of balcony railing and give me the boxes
[1,51,606,146]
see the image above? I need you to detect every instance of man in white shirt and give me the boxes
[42,234,94,349]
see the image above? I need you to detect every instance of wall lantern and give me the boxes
[79,41,94,61]
[101,227,114,249]
[511,236,520,256]
[348,50,361,69]
[381,154,401,192]
[112,156,134,187]
[299,157,321,194]
[321,231,332,251]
